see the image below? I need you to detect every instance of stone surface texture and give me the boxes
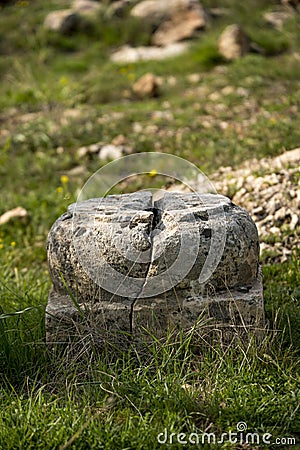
[46,191,264,350]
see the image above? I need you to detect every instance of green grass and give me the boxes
[1,306,299,449]
[0,0,300,448]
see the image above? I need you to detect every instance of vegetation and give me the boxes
[0,0,299,448]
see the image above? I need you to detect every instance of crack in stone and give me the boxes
[129,195,161,334]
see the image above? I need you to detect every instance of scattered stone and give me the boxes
[130,0,206,46]
[60,108,85,127]
[150,110,174,121]
[132,122,143,133]
[111,43,188,63]
[218,24,250,60]
[132,73,160,98]
[264,10,292,29]
[77,142,103,158]
[166,75,177,86]
[61,108,83,120]
[46,191,264,351]
[131,0,204,26]
[187,73,202,83]
[98,144,124,160]
[43,9,82,34]
[0,207,28,225]
[281,0,300,10]
[66,166,88,177]
[97,111,125,124]
[106,0,132,17]
[71,0,101,15]
[132,0,163,22]
[151,2,206,46]
[111,134,128,146]
[77,139,132,159]
[17,111,41,123]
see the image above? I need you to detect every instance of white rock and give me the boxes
[0,207,28,225]
[77,142,103,158]
[131,0,203,24]
[111,43,188,63]
[187,73,201,83]
[43,9,81,34]
[218,24,250,60]
[98,144,123,160]
[264,11,292,29]
[151,2,206,46]
[72,0,101,14]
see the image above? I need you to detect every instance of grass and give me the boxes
[1,310,299,449]
[0,0,300,448]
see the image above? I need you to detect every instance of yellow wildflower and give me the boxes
[59,77,68,86]
[60,175,69,184]
[149,169,157,177]
[56,187,63,193]
[11,241,16,247]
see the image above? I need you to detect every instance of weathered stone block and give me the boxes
[46,191,264,352]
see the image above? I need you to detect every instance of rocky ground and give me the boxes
[167,148,299,263]
[210,148,299,263]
